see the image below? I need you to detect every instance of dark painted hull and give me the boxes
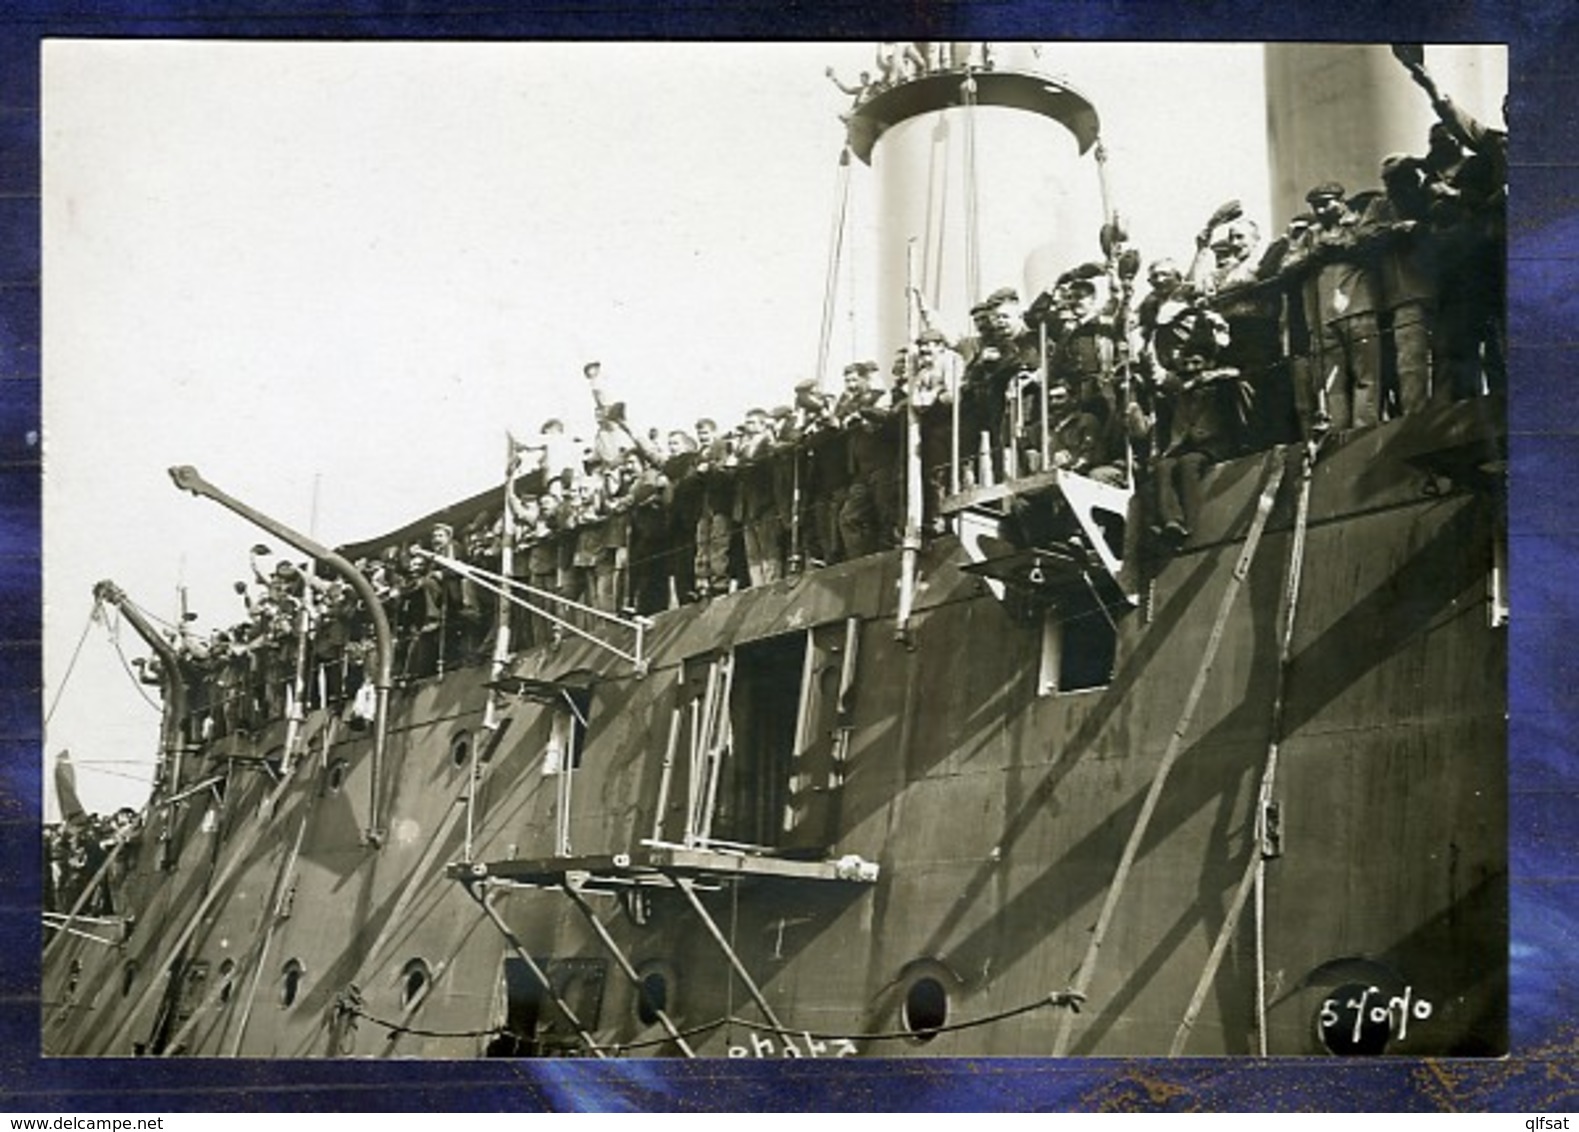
[43,397,1506,1059]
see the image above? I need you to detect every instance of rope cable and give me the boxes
[844,154,860,363]
[814,148,853,390]
[106,629,166,714]
[44,604,97,728]
[130,603,180,635]
[347,985,1078,1049]
[70,765,155,786]
[962,71,982,307]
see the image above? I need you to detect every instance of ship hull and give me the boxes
[43,398,1507,1059]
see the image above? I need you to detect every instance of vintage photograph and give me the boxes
[40,41,1508,1059]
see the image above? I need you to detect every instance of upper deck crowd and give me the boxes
[44,804,143,917]
[137,53,1503,752]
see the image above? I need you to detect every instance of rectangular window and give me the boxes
[529,682,590,859]
[657,630,834,854]
[716,633,808,850]
[539,688,589,776]
[1040,601,1117,695]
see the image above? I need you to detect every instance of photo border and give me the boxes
[4,2,1575,1111]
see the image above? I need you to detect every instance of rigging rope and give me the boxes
[68,765,153,786]
[961,71,982,307]
[105,624,165,714]
[1051,447,1290,1057]
[44,604,98,728]
[814,147,853,390]
[1168,444,1317,1056]
[844,156,860,364]
[345,986,1081,1050]
[115,592,182,636]
[721,988,1082,1043]
[1255,439,1318,1052]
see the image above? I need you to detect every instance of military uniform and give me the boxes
[626,459,671,615]
[909,332,962,525]
[1193,221,1291,448]
[510,504,561,647]
[961,290,1042,483]
[797,386,847,566]
[693,432,738,596]
[1423,126,1506,400]
[768,407,804,570]
[1358,161,1439,416]
[1301,184,1385,429]
[1052,306,1119,420]
[1151,365,1247,540]
[1150,310,1249,541]
[735,413,786,587]
[1049,400,1119,483]
[836,367,900,558]
[597,468,633,613]
[662,445,702,603]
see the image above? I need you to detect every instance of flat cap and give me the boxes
[1305,181,1346,204]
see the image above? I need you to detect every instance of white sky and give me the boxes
[40,41,1286,817]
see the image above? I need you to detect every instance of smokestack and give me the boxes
[844,50,1106,365]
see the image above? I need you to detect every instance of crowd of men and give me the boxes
[44,808,142,917]
[146,53,1503,745]
[138,548,379,749]
[826,40,997,109]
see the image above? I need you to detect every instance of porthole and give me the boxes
[325,759,349,795]
[1315,982,1394,1055]
[903,976,948,1042]
[636,971,668,1026]
[400,958,432,1010]
[450,731,472,769]
[280,959,304,1008]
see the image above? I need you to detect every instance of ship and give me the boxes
[41,41,1508,1059]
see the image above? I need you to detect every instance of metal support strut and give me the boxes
[167,465,394,847]
[1051,447,1290,1057]
[1169,443,1315,1056]
[559,879,697,1057]
[414,548,650,675]
[465,881,609,1059]
[665,872,788,1035]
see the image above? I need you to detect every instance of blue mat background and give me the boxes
[1,1,1574,1112]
